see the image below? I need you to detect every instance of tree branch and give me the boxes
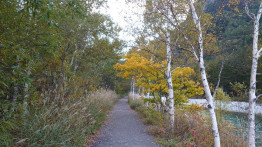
[245,0,256,20]
[256,0,262,21]
[255,94,262,101]
[257,47,262,58]
[212,61,224,100]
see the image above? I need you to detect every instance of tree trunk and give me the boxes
[199,60,220,147]
[189,1,220,146]
[23,63,31,116]
[132,79,135,99]
[166,2,174,129]
[248,17,260,147]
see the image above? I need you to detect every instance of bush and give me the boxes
[128,93,143,110]
[184,104,204,113]
[139,108,164,126]
[170,110,246,147]
[132,102,247,147]
[215,88,231,103]
[4,90,118,146]
[129,100,143,110]
[230,82,247,97]
[0,101,23,146]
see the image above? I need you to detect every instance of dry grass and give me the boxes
[13,89,118,146]
[129,97,247,147]
[128,92,141,100]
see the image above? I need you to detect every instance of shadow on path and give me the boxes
[91,97,159,147]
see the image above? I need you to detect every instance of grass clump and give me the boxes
[8,89,118,146]
[128,93,143,110]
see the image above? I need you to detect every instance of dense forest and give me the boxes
[0,0,128,146]
[206,0,262,93]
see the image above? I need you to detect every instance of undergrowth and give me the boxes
[1,90,118,146]
[128,96,247,147]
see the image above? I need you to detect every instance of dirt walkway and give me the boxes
[91,97,159,147]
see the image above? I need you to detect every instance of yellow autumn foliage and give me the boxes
[114,53,204,105]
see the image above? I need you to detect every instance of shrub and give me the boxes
[132,102,247,147]
[128,93,143,110]
[129,100,143,110]
[230,82,247,97]
[170,110,246,147]
[184,104,204,113]
[215,88,231,103]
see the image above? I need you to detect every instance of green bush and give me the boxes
[129,100,143,110]
[230,82,247,97]
[215,88,231,103]
[136,107,164,126]
[128,95,143,110]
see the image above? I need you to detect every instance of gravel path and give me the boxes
[91,97,159,147]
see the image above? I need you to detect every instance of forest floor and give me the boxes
[90,97,159,147]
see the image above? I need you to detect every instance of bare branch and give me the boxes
[256,94,262,100]
[245,0,256,20]
[212,61,224,100]
[257,47,262,58]
[256,0,262,22]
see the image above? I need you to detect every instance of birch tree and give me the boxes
[129,0,220,134]
[188,1,220,146]
[165,1,175,128]
[155,1,221,145]
[244,0,262,146]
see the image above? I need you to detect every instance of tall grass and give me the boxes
[10,90,118,146]
[128,96,247,147]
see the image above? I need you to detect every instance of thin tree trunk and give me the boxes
[166,2,174,129]
[23,63,31,115]
[245,1,262,146]
[70,44,78,67]
[132,79,135,99]
[248,14,260,147]
[189,1,220,146]
[55,53,65,102]
[199,60,220,147]
[130,79,133,94]
[13,57,20,104]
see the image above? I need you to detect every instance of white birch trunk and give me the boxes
[131,79,135,99]
[166,2,175,128]
[245,1,262,146]
[189,1,220,146]
[248,58,258,147]
[247,2,262,145]
[70,44,78,67]
[23,64,31,115]
[130,80,133,94]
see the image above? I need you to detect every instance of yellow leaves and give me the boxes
[184,104,204,113]
[114,53,204,105]
[172,67,204,105]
